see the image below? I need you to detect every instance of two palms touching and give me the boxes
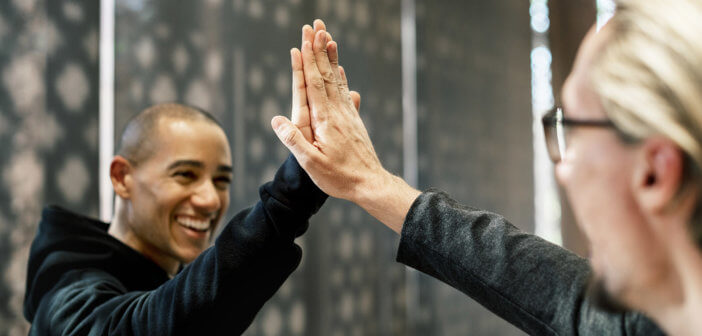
[272,19,386,203]
[273,18,421,233]
[289,20,361,144]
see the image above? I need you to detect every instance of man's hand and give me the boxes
[273,20,420,233]
[292,20,360,144]
[274,26,383,201]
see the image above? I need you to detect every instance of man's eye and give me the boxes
[173,171,196,180]
[214,177,231,190]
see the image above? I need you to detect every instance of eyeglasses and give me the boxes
[541,107,616,163]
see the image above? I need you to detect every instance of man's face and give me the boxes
[556,26,670,310]
[127,117,232,266]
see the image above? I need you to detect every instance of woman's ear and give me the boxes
[633,137,684,214]
[110,156,133,199]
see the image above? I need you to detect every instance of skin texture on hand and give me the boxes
[272,19,421,233]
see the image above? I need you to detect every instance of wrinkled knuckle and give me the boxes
[282,128,297,147]
[321,71,336,84]
[310,77,326,90]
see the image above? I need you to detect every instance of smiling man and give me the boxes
[108,104,235,276]
[24,103,327,335]
[274,2,702,334]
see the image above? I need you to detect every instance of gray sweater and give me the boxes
[396,190,665,335]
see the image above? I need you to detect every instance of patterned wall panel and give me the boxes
[0,1,99,335]
[415,0,533,335]
[0,1,536,335]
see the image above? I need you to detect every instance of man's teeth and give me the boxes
[176,216,210,231]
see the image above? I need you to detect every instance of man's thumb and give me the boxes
[271,116,316,159]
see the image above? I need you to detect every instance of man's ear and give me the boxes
[633,137,684,214]
[110,156,134,199]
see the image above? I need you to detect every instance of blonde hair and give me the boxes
[590,0,702,244]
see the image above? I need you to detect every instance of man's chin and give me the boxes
[586,275,630,314]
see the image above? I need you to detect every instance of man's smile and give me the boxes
[174,215,212,233]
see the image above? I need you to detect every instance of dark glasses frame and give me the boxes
[541,107,615,162]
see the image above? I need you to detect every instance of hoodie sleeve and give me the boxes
[396,190,665,336]
[30,155,327,336]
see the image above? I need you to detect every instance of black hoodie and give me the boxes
[24,156,327,335]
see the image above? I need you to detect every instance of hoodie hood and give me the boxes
[24,205,169,322]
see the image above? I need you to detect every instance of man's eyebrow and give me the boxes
[167,160,232,173]
[217,165,233,173]
[167,160,203,170]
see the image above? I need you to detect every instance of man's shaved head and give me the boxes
[117,103,223,166]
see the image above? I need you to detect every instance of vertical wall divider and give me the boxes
[530,0,562,245]
[99,0,115,222]
[401,0,419,333]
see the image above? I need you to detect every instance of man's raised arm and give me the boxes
[270,19,664,335]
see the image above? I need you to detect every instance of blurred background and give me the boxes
[0,0,612,335]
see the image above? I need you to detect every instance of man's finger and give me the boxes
[324,32,347,102]
[338,65,356,109]
[313,30,340,102]
[301,40,329,122]
[302,24,314,49]
[271,116,323,169]
[291,48,307,115]
[350,91,361,112]
[339,65,349,88]
[290,48,312,142]
[326,35,339,70]
[326,39,345,99]
[313,19,326,33]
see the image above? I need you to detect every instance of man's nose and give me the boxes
[191,180,221,213]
